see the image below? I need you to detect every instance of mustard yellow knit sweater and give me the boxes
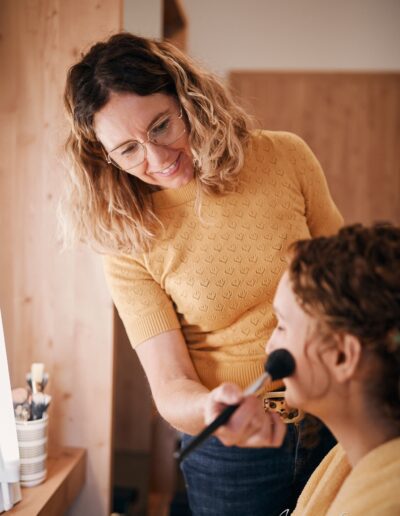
[103,130,343,390]
[293,438,400,515]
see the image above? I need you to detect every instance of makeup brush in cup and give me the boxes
[31,363,44,394]
[31,392,52,420]
[12,387,31,421]
[176,349,296,463]
[26,362,48,394]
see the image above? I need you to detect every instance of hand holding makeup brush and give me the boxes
[204,383,286,449]
[177,349,296,462]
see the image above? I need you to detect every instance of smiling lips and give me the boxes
[149,154,181,177]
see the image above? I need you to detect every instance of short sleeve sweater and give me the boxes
[103,130,343,390]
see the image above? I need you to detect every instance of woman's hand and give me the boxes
[204,383,287,448]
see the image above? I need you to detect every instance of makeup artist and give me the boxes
[61,32,343,516]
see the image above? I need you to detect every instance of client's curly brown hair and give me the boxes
[289,223,400,427]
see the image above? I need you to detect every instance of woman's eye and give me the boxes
[276,325,285,332]
[151,118,170,136]
[120,142,139,156]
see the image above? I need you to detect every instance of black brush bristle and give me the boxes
[264,349,295,380]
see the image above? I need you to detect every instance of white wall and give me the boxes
[184,0,400,76]
[124,0,162,38]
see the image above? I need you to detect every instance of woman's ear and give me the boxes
[330,334,362,383]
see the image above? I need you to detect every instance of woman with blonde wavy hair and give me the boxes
[62,32,343,516]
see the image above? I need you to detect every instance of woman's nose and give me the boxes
[144,141,173,171]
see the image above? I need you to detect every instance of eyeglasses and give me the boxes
[105,108,186,171]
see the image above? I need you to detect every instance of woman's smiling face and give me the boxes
[266,272,332,414]
[94,92,194,189]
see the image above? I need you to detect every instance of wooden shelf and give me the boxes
[8,447,86,516]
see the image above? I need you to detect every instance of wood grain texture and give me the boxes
[229,71,400,225]
[0,1,122,515]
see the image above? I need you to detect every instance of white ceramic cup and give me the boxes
[15,413,48,487]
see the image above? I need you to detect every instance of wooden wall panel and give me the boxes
[229,72,400,225]
[0,1,122,515]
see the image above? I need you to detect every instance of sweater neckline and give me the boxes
[349,435,400,474]
[150,178,197,209]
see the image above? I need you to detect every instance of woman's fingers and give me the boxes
[229,403,287,448]
[204,384,288,448]
[204,382,244,424]
[215,395,260,446]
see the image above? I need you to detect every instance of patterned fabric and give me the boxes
[293,438,400,515]
[263,390,304,423]
[103,130,343,390]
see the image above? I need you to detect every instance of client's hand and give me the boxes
[204,383,287,448]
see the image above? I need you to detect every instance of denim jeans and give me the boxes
[180,420,335,516]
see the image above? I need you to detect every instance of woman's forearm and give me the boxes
[134,329,212,435]
[153,377,210,435]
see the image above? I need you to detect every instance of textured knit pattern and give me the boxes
[293,438,400,515]
[103,130,343,390]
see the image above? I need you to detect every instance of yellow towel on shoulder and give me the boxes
[293,437,400,516]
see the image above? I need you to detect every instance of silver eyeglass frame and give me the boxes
[104,107,186,172]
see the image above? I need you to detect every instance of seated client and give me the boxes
[267,223,400,515]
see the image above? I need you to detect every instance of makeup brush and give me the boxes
[12,387,31,421]
[26,362,48,394]
[176,349,296,463]
[30,363,44,394]
[31,392,52,420]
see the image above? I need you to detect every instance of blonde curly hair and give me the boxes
[61,32,251,254]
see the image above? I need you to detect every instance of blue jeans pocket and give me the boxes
[180,420,335,516]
